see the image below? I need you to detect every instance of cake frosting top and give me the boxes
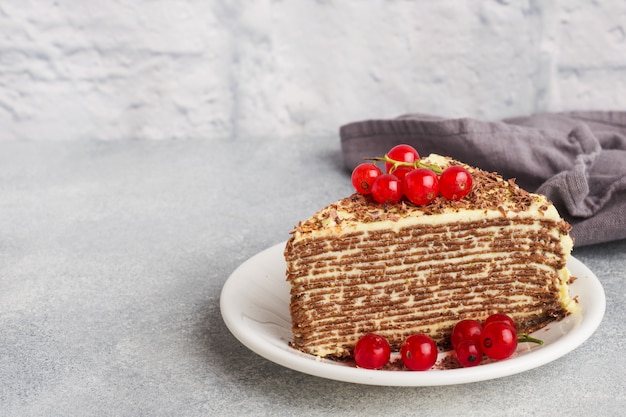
[291,154,571,246]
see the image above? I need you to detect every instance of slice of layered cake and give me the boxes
[285,153,576,359]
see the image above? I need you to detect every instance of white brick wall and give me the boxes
[1,0,624,141]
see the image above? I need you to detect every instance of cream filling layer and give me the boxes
[294,198,566,239]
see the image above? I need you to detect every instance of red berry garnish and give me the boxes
[389,165,414,181]
[450,319,483,350]
[403,168,440,205]
[353,333,391,370]
[484,313,517,331]
[439,165,473,200]
[480,321,518,360]
[385,144,420,173]
[351,163,382,194]
[400,334,438,371]
[455,339,483,368]
[371,174,402,204]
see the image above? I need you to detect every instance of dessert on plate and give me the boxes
[284,146,576,359]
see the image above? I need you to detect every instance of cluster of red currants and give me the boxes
[351,144,473,205]
[451,313,543,367]
[353,333,437,371]
[353,313,543,371]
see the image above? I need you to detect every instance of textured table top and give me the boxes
[1,137,624,416]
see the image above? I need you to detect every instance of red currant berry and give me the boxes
[400,334,438,371]
[439,166,473,200]
[388,165,414,181]
[385,144,420,173]
[484,313,517,331]
[353,333,391,370]
[371,174,402,205]
[450,319,483,349]
[403,168,440,205]
[480,322,518,360]
[351,163,382,194]
[455,339,483,368]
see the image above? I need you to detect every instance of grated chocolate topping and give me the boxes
[293,156,554,235]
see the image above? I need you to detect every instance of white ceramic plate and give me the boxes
[220,242,605,386]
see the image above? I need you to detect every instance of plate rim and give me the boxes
[220,241,606,386]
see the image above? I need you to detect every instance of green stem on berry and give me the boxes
[416,160,444,174]
[517,334,544,345]
[366,155,444,174]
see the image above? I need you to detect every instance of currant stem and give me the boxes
[417,161,444,174]
[366,155,444,174]
[517,334,544,345]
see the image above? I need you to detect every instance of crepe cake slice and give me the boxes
[284,154,577,358]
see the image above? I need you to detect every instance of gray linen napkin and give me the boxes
[340,111,626,247]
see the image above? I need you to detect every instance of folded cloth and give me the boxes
[340,111,626,247]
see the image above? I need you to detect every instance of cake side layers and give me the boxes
[286,213,574,358]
